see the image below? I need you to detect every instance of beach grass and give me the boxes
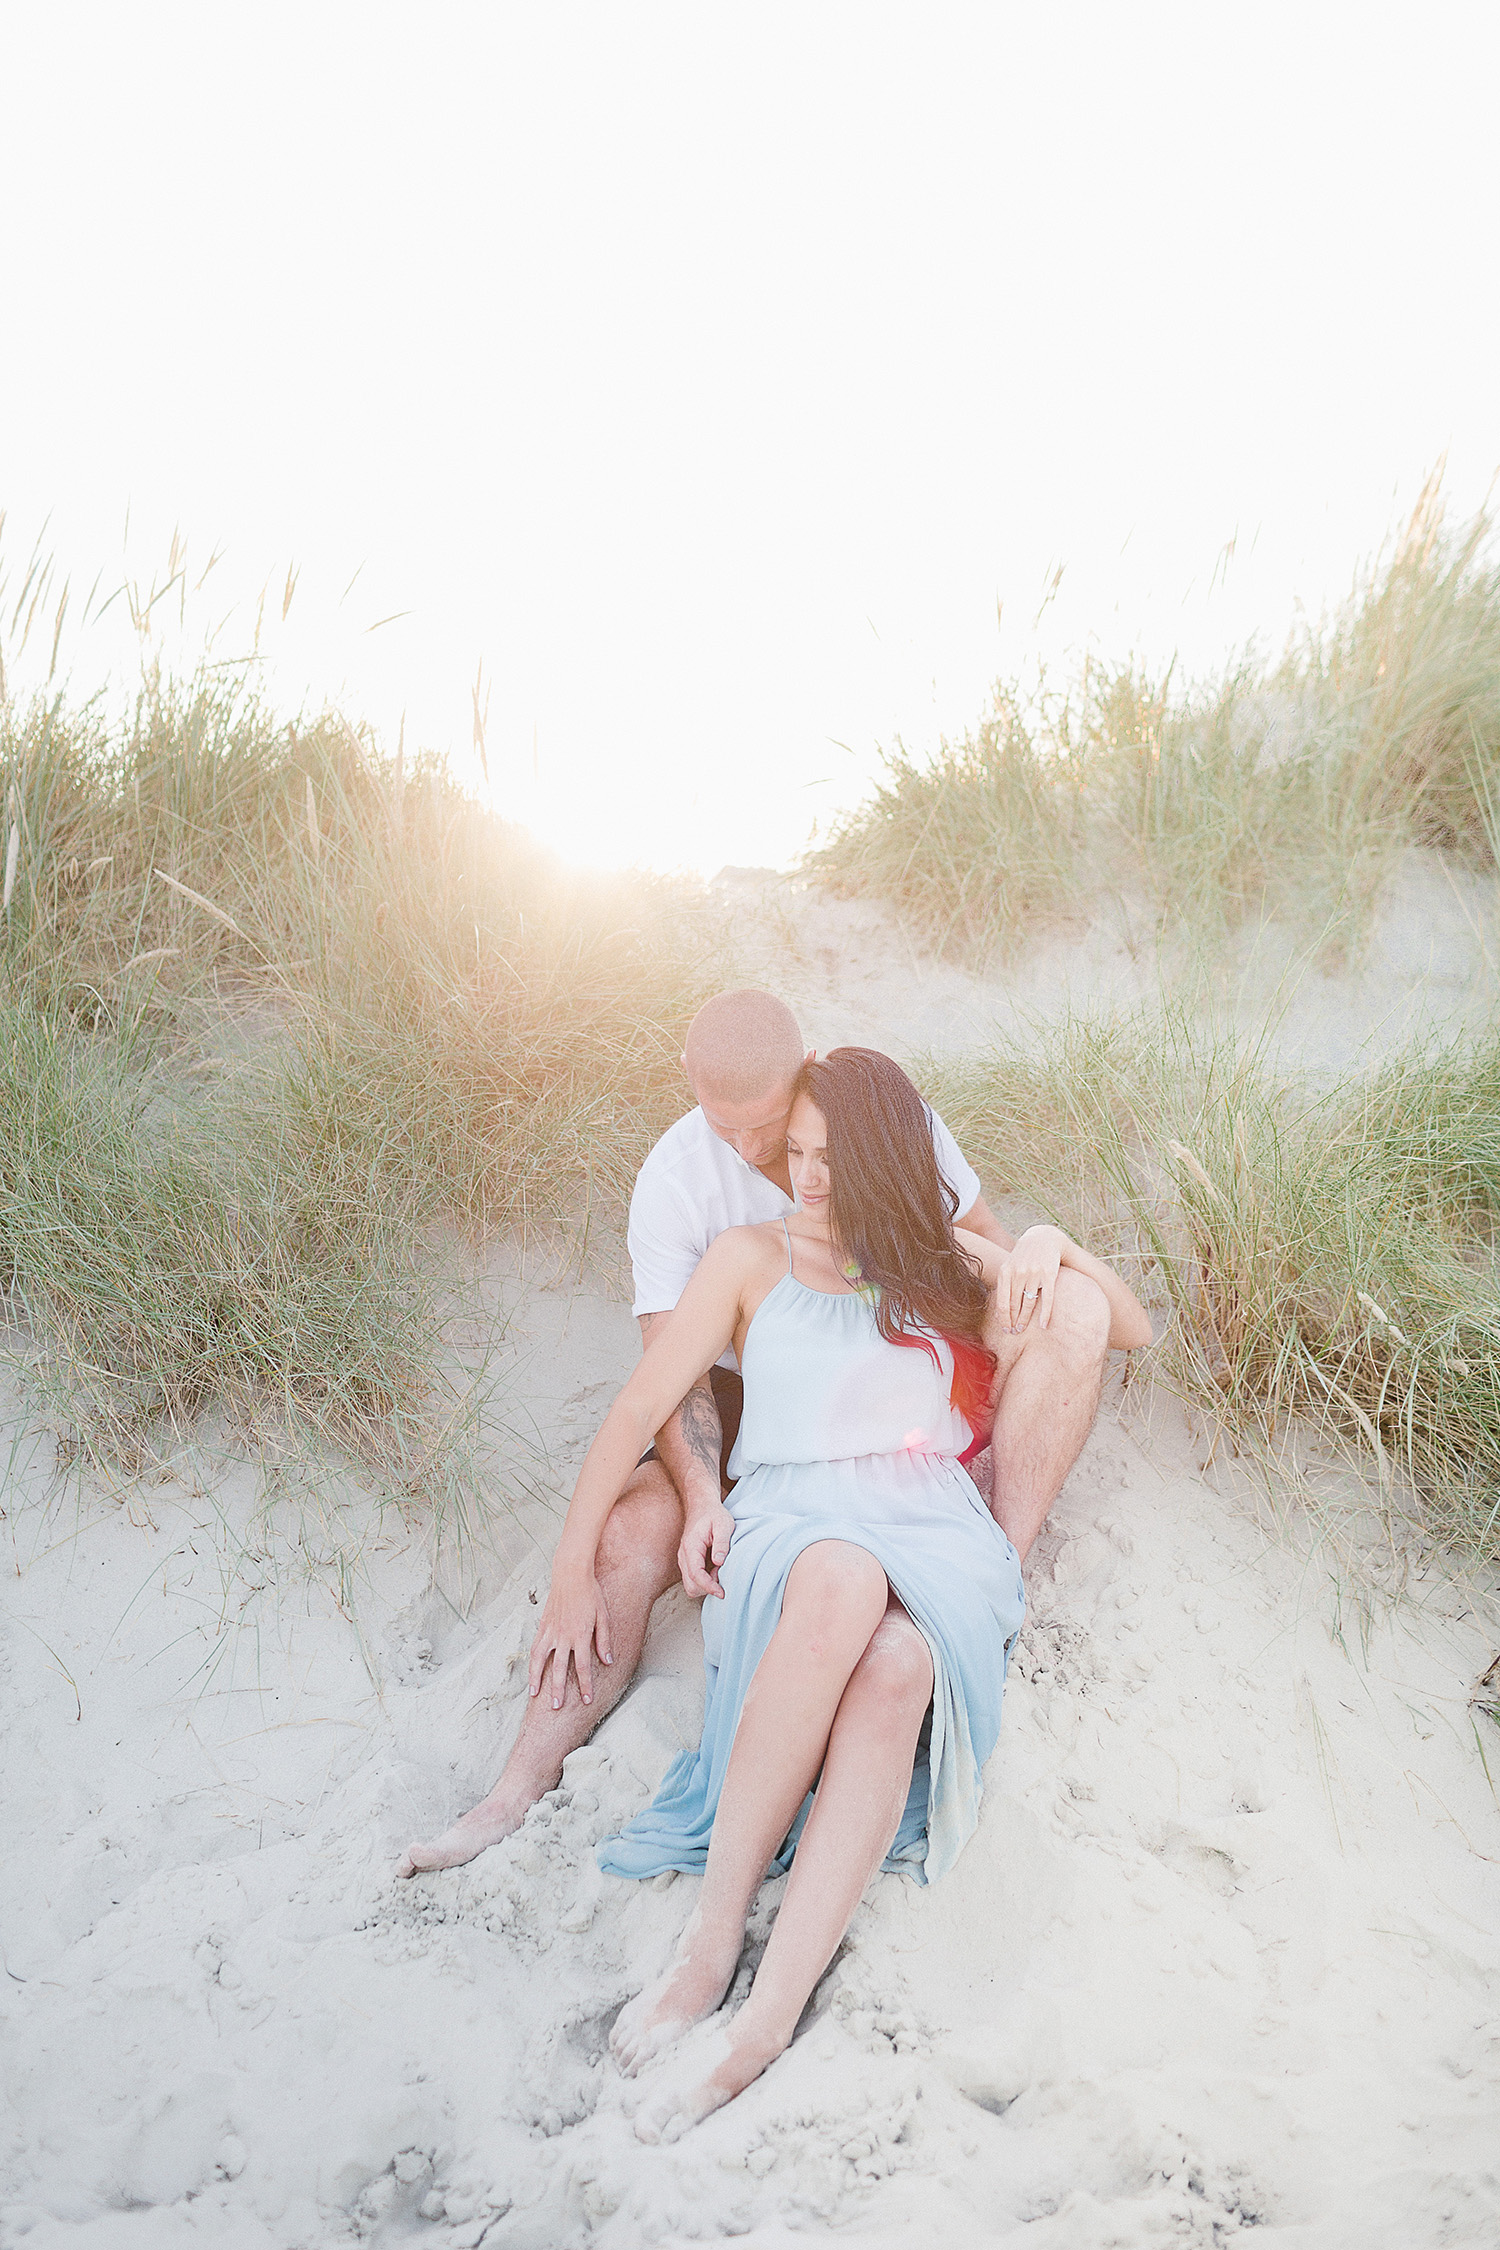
[0,987,440,1470]
[7,499,1499,1574]
[811,477,1500,964]
[1,665,718,1475]
[927,1011,1500,1561]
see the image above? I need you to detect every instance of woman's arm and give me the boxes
[956,1223,1153,1351]
[527,1231,750,1708]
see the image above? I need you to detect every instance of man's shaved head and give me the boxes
[684,988,805,1105]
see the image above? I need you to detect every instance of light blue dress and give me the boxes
[597,1225,1026,1887]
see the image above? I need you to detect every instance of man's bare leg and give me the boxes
[988,1269,1111,1560]
[397,1463,684,1876]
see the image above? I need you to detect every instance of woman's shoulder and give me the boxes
[698,1221,789,1272]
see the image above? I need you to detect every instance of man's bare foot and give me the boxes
[630,2010,791,2143]
[610,1906,745,2075]
[396,1790,528,1878]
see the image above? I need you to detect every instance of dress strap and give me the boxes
[780,1217,794,1277]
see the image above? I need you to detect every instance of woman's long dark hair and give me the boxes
[792,1047,996,1425]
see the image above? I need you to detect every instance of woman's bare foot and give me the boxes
[396,1788,528,1878]
[610,1906,746,2075]
[630,2009,791,2143]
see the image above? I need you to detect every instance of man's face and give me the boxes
[693,1076,800,1171]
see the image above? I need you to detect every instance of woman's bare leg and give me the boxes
[633,1600,933,2141]
[611,1540,890,2073]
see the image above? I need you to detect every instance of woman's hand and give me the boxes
[996,1224,1068,1333]
[678,1497,735,1599]
[527,1563,615,1709]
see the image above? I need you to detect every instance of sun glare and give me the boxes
[3,10,1496,892]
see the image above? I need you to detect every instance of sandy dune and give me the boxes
[3,874,1498,2248]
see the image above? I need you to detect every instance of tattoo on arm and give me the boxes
[677,1380,723,1484]
[637,1316,724,1496]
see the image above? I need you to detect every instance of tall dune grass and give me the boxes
[0,992,439,1466]
[927,1013,1500,1561]
[1,664,718,1470]
[812,478,1500,962]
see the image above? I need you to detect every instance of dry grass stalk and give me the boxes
[153,867,245,937]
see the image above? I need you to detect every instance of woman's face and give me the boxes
[786,1094,831,1215]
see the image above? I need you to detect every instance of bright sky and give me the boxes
[4,3,1497,873]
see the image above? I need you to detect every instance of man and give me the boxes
[399,989,1115,1877]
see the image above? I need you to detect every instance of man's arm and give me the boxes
[531,1239,745,1705]
[628,1167,726,1511]
[637,1312,724,1512]
[954,1193,1014,1253]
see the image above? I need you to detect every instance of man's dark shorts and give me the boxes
[640,1366,744,1493]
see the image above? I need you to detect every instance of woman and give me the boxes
[528,1048,1150,2140]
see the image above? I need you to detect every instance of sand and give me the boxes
[3,868,1499,2249]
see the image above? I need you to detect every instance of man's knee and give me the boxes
[1048,1270,1111,1361]
[595,1462,684,1586]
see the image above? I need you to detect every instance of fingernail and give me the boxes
[604,1654,613,1664]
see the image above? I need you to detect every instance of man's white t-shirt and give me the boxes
[628,1104,984,1366]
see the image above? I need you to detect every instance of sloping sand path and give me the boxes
[2,878,1498,2249]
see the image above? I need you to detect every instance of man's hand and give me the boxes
[527,1563,615,1710]
[996,1224,1067,1333]
[678,1498,735,1599]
